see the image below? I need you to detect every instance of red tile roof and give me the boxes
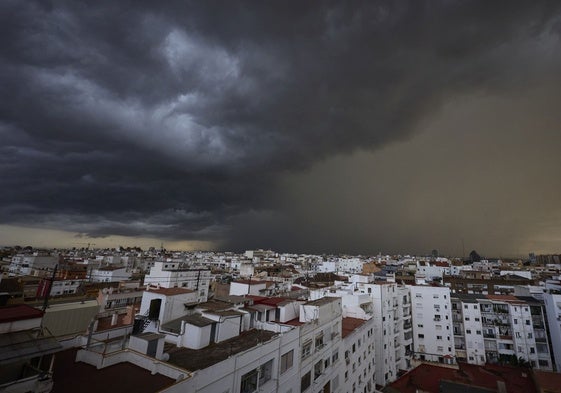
[0,305,44,323]
[486,295,526,304]
[342,317,367,339]
[532,370,561,393]
[146,287,194,296]
[254,297,287,307]
[282,318,305,326]
[387,362,536,393]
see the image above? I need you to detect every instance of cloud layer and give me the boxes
[1,1,560,253]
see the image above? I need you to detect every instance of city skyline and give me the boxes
[2,2,561,256]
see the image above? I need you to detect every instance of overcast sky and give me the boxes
[1,1,561,256]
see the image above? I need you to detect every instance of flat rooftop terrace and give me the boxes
[165,329,277,371]
[52,349,175,393]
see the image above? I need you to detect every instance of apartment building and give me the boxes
[476,295,552,370]
[451,294,486,365]
[541,291,561,371]
[357,282,413,386]
[8,253,58,277]
[78,292,351,393]
[341,317,376,393]
[0,305,62,392]
[408,285,455,364]
[90,266,131,283]
[143,261,210,301]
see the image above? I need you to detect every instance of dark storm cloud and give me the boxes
[1,1,560,249]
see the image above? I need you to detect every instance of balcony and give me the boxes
[483,333,496,339]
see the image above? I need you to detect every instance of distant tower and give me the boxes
[431,249,439,259]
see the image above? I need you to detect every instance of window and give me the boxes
[417,324,424,328]
[324,357,330,369]
[475,318,480,322]
[466,329,472,334]
[465,317,470,321]
[315,333,324,350]
[332,351,339,363]
[526,320,531,325]
[241,368,258,393]
[280,350,293,374]
[476,330,481,335]
[530,347,535,354]
[528,333,533,339]
[314,360,323,380]
[301,371,311,391]
[302,340,312,359]
[260,360,273,386]
[514,319,518,324]
[464,305,468,309]
[241,360,272,393]
[418,334,424,339]
[437,335,443,340]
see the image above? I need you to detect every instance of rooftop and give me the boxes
[165,329,277,371]
[342,317,368,339]
[305,297,340,307]
[385,362,536,393]
[486,294,527,304]
[51,348,175,393]
[532,370,561,393]
[145,287,194,296]
[232,279,268,285]
[162,314,214,332]
[0,304,43,323]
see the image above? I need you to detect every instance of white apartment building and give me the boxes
[298,297,343,393]
[542,292,561,371]
[357,282,413,386]
[451,294,486,365]
[137,286,200,334]
[337,258,364,274]
[143,261,210,301]
[8,253,57,277]
[476,295,552,370]
[341,317,377,393]
[45,279,83,297]
[90,266,131,282]
[408,285,455,364]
